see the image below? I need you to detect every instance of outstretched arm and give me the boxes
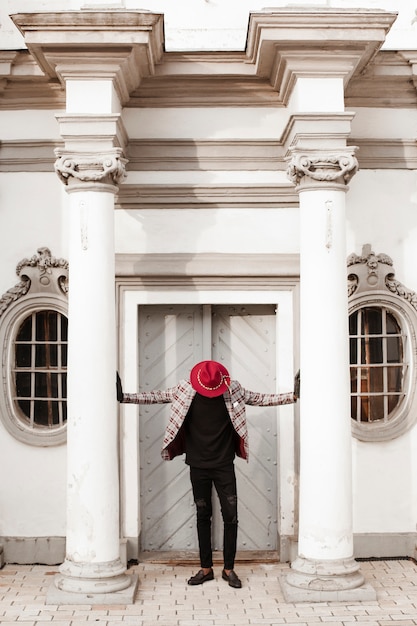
[240,371,300,406]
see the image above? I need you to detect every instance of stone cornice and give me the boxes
[246,9,397,103]
[9,11,164,105]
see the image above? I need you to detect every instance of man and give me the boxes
[117,361,299,588]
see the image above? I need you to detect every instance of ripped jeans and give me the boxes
[189,464,238,571]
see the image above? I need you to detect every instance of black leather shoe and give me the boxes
[187,568,214,585]
[222,569,242,588]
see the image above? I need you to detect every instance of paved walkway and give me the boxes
[1,559,417,625]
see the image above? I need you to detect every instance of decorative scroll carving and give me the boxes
[386,275,417,310]
[0,247,68,316]
[347,243,417,310]
[54,150,127,186]
[0,279,30,317]
[287,150,358,186]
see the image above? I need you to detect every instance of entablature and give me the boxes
[1,8,413,110]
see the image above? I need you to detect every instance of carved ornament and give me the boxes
[287,150,358,186]
[54,150,127,186]
[347,243,417,310]
[0,247,68,316]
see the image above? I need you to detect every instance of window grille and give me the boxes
[13,310,68,429]
[349,306,406,423]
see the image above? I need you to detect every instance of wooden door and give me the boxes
[138,304,277,552]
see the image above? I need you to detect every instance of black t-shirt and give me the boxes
[184,393,236,468]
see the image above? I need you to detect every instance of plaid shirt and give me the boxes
[123,379,296,462]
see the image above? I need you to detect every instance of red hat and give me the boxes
[190,360,230,397]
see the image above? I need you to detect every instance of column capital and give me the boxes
[54,149,127,190]
[286,148,358,190]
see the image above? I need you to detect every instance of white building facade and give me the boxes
[1,0,417,603]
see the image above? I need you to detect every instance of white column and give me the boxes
[282,151,375,601]
[47,81,137,603]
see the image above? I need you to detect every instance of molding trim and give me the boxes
[115,253,300,283]
[0,532,417,565]
[2,532,416,565]
[1,46,417,110]
[1,537,65,565]
[354,533,417,560]
[126,138,283,171]
[116,184,298,210]
[2,138,417,173]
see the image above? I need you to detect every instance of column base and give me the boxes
[281,556,376,602]
[46,558,138,605]
[46,573,138,605]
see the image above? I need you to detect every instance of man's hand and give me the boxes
[116,371,124,403]
[294,370,300,400]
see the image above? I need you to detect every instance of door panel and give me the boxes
[139,305,204,550]
[138,303,277,552]
[212,305,278,550]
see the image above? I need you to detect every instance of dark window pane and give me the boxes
[351,396,357,420]
[386,312,401,334]
[387,336,401,363]
[349,338,357,364]
[369,396,384,421]
[360,396,370,421]
[349,311,358,335]
[34,400,49,425]
[35,372,48,397]
[61,374,67,398]
[16,372,31,397]
[388,395,400,414]
[350,367,358,392]
[15,344,31,368]
[16,316,32,342]
[35,344,58,368]
[36,311,57,341]
[61,316,68,341]
[61,344,68,366]
[363,308,382,335]
[387,366,402,392]
[361,337,383,363]
[35,345,46,368]
[369,367,383,393]
[18,399,30,419]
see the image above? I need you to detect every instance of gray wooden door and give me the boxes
[138,304,277,552]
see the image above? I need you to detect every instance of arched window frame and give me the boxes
[0,248,68,446]
[348,245,417,442]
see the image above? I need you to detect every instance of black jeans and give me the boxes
[189,464,238,571]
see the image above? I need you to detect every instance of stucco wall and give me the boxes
[0,171,67,546]
[2,3,417,558]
